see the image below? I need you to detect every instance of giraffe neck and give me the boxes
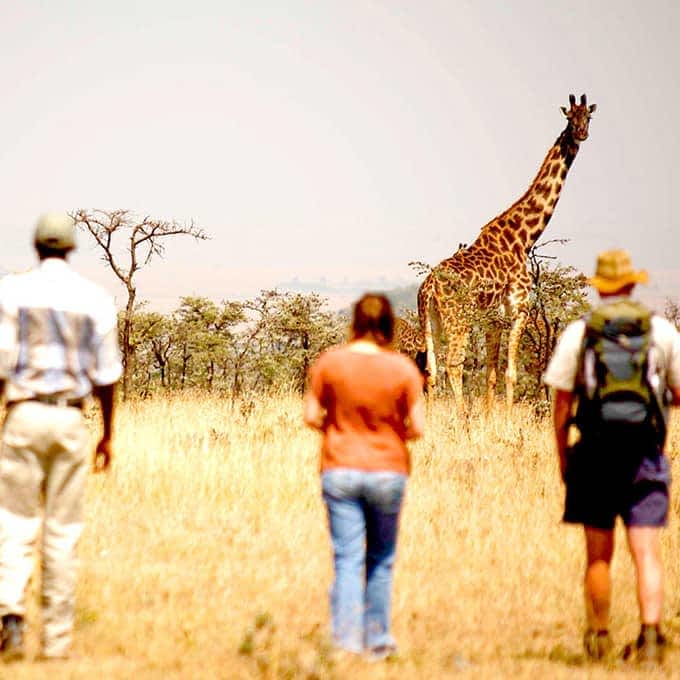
[472,125,581,256]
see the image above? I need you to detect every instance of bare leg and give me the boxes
[584,527,614,631]
[626,527,663,625]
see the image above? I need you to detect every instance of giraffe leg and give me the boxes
[424,325,437,394]
[485,325,502,407]
[445,328,469,409]
[505,310,528,408]
[418,287,438,395]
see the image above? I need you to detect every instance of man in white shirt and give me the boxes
[0,213,122,661]
[544,249,680,666]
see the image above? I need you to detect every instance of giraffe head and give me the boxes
[560,93,596,143]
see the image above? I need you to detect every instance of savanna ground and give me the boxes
[5,392,680,679]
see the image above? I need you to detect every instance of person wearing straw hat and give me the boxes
[0,213,122,662]
[544,249,680,666]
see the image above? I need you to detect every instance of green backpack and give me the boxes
[574,300,665,436]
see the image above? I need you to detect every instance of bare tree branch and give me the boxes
[71,209,210,399]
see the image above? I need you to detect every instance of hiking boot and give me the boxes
[0,614,25,662]
[583,628,612,661]
[633,624,666,666]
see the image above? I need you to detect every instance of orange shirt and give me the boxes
[307,345,423,474]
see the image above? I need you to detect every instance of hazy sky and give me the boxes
[1,1,678,310]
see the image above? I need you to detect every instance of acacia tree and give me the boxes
[125,306,174,393]
[173,296,244,389]
[257,291,343,392]
[518,241,589,401]
[73,209,208,398]
[229,290,343,395]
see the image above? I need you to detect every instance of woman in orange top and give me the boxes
[304,293,424,660]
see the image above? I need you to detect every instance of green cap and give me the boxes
[34,213,76,250]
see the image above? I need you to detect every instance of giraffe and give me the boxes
[394,316,427,376]
[418,93,596,407]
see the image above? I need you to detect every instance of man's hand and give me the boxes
[92,383,116,472]
[93,437,113,473]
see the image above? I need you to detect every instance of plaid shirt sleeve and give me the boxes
[90,294,123,386]
[0,280,18,380]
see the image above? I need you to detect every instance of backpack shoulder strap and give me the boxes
[574,312,593,396]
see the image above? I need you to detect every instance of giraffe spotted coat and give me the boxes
[418,94,596,407]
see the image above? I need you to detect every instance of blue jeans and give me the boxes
[321,468,407,653]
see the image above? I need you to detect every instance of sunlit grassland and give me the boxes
[8,391,680,679]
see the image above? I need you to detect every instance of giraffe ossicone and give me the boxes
[417,93,596,407]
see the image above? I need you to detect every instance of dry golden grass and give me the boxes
[6,391,680,679]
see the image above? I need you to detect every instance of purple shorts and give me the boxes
[563,433,670,530]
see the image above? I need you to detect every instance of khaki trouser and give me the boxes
[0,401,89,658]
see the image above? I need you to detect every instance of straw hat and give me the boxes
[34,212,76,251]
[587,249,648,294]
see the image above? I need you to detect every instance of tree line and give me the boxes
[119,259,590,403]
[124,291,345,398]
[71,210,594,403]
